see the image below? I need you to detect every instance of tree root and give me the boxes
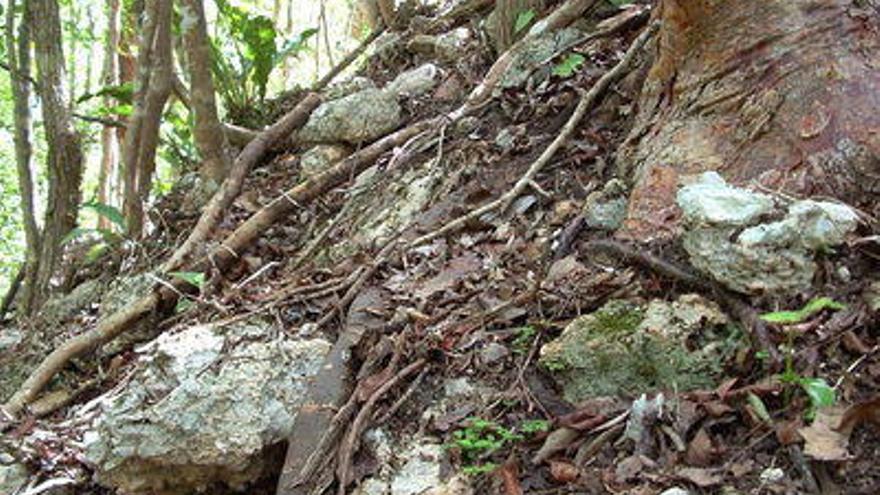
[411,22,658,247]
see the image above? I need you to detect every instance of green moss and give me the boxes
[539,298,726,403]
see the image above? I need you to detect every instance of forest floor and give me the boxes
[3,1,880,494]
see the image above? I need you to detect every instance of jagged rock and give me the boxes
[583,178,628,231]
[39,278,105,325]
[678,172,859,295]
[99,273,160,355]
[354,432,472,495]
[407,28,472,62]
[298,88,402,144]
[0,459,28,495]
[84,319,331,495]
[539,296,729,404]
[373,32,406,65]
[659,488,692,495]
[384,63,441,98]
[175,172,218,215]
[0,327,22,352]
[300,144,352,178]
[323,76,377,100]
[499,28,584,90]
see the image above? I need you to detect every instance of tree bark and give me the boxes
[97,0,122,230]
[619,0,880,240]
[180,0,233,186]
[30,0,84,309]
[5,0,41,316]
[121,0,173,238]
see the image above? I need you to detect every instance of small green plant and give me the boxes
[447,417,523,475]
[519,419,551,434]
[553,53,585,78]
[62,201,128,262]
[169,271,206,290]
[760,297,846,325]
[511,325,537,354]
[514,9,536,34]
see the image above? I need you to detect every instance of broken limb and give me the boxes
[412,22,659,247]
[584,239,783,366]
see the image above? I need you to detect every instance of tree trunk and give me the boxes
[180,0,232,186]
[619,0,880,240]
[121,0,173,238]
[97,0,121,230]
[30,0,84,309]
[4,0,41,315]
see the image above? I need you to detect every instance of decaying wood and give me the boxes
[413,22,658,247]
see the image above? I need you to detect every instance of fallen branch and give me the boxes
[336,358,427,494]
[162,93,322,272]
[413,22,658,246]
[313,25,386,91]
[584,239,783,366]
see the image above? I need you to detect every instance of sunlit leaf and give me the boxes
[170,271,205,289]
[514,9,536,34]
[760,297,846,325]
[552,53,586,78]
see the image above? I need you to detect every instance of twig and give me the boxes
[313,26,386,92]
[336,358,428,494]
[376,365,429,424]
[410,22,659,247]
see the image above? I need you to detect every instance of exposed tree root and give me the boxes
[412,22,658,247]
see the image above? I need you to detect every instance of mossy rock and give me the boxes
[539,296,730,403]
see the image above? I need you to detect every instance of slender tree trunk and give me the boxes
[121,0,173,238]
[98,0,121,230]
[66,1,78,109]
[30,0,83,309]
[180,0,232,186]
[5,0,41,315]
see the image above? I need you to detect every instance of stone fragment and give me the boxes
[384,64,441,98]
[300,144,351,178]
[298,88,402,144]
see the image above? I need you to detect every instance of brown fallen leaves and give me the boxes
[799,395,880,461]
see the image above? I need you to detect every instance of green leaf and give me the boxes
[83,201,127,233]
[514,9,536,34]
[61,227,95,245]
[760,297,846,325]
[747,392,772,424]
[552,53,586,78]
[520,419,551,434]
[800,378,835,409]
[77,82,135,104]
[169,271,205,289]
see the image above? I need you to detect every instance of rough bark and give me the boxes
[619,0,880,240]
[5,0,41,316]
[121,0,173,238]
[97,0,122,230]
[180,0,233,185]
[30,0,84,309]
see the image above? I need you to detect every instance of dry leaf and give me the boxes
[676,467,723,487]
[798,407,851,461]
[775,418,804,446]
[549,460,580,483]
[838,395,880,435]
[685,428,715,466]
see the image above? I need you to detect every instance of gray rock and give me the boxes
[323,76,376,101]
[479,342,510,365]
[40,279,105,325]
[85,319,331,495]
[500,28,584,90]
[99,274,159,354]
[354,433,472,495]
[759,467,785,484]
[0,461,28,495]
[678,172,858,295]
[300,144,351,178]
[384,64,441,98]
[298,88,402,144]
[660,488,692,495]
[495,127,517,151]
[539,296,728,403]
[583,179,628,231]
[0,327,22,353]
[407,28,472,62]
